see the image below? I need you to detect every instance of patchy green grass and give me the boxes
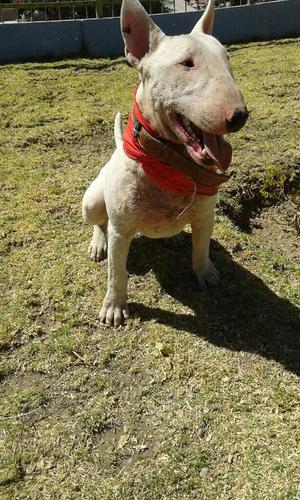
[0,39,299,499]
[221,39,300,227]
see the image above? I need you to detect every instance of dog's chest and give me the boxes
[129,177,215,238]
[109,155,216,238]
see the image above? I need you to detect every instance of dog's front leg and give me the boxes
[99,222,132,327]
[191,204,219,289]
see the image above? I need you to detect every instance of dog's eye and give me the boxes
[180,59,194,68]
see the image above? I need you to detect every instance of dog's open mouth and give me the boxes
[171,113,232,173]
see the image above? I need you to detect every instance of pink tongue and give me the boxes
[203,132,232,171]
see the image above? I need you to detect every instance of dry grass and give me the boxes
[0,38,299,499]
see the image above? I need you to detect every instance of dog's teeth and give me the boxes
[182,117,190,127]
[186,123,196,139]
[203,147,211,160]
[180,116,201,144]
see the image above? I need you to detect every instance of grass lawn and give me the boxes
[0,38,299,498]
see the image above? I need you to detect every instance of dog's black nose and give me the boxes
[226,108,249,133]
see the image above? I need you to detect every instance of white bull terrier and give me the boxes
[82,0,248,327]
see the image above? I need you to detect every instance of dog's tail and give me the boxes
[114,112,123,149]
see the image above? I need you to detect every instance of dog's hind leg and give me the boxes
[82,167,108,262]
[88,223,107,262]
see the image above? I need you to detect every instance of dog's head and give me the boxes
[121,0,248,173]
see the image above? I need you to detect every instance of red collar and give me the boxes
[122,86,219,196]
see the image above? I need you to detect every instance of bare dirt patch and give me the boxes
[253,198,299,262]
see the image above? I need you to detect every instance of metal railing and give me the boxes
[0,0,280,23]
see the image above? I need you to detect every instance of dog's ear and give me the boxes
[121,0,164,67]
[191,0,215,35]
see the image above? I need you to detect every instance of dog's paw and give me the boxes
[99,298,130,328]
[89,236,107,262]
[194,260,220,289]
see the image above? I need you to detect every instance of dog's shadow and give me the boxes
[127,234,300,375]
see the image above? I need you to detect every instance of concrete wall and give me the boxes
[0,0,299,63]
[0,20,82,62]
